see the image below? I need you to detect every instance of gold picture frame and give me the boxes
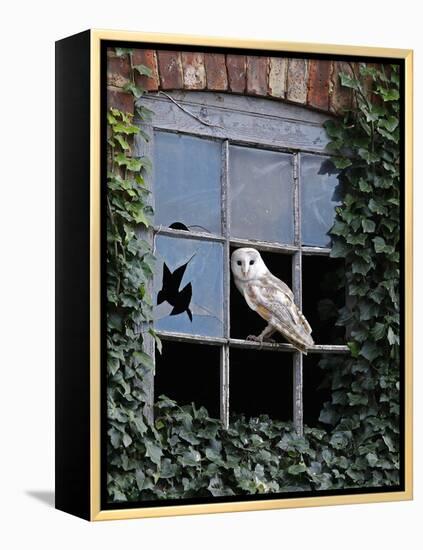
[55,29,413,521]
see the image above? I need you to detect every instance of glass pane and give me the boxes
[154,132,222,235]
[301,154,341,247]
[229,146,294,244]
[154,235,224,337]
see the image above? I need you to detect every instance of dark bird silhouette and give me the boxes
[157,255,195,322]
[169,222,189,231]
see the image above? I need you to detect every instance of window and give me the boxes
[136,91,349,434]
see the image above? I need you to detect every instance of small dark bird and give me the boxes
[169,222,189,231]
[157,256,195,322]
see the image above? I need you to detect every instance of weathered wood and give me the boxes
[153,225,225,243]
[221,141,231,429]
[302,246,332,256]
[292,153,304,436]
[220,346,230,429]
[156,330,226,346]
[137,91,333,154]
[230,237,297,255]
[134,92,346,435]
[157,332,349,354]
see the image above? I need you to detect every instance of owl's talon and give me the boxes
[246,334,261,343]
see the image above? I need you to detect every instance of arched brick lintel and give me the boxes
[107,48,354,116]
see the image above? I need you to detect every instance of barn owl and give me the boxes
[231,248,314,354]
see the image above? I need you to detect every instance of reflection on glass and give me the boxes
[229,146,294,244]
[154,132,222,235]
[301,154,341,247]
[154,235,224,337]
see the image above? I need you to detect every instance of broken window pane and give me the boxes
[154,131,222,235]
[301,154,342,247]
[154,235,224,337]
[229,146,294,244]
[155,341,220,418]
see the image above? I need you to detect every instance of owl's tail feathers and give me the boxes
[288,335,314,355]
[275,322,314,355]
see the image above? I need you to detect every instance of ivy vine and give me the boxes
[106,53,401,502]
[318,63,401,486]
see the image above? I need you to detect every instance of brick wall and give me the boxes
[107,48,354,116]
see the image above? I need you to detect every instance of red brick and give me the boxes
[226,54,246,93]
[204,53,228,91]
[107,53,131,88]
[329,61,353,114]
[107,87,134,114]
[132,49,159,91]
[181,52,206,89]
[307,60,332,110]
[246,56,268,96]
[157,50,183,90]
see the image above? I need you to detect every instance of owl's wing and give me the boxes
[266,272,295,301]
[245,278,314,353]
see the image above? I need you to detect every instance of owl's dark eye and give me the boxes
[249,260,255,265]
[237,260,242,266]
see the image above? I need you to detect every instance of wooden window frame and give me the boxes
[136,91,349,434]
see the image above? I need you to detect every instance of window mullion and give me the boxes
[292,152,304,436]
[220,139,230,429]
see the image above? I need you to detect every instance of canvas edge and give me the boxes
[88,29,413,521]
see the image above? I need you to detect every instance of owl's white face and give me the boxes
[231,248,268,282]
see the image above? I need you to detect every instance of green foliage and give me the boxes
[106,57,401,503]
[106,51,161,500]
[319,62,401,486]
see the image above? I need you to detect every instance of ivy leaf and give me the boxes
[324,120,343,138]
[123,82,144,98]
[330,240,348,258]
[330,431,351,450]
[135,469,145,490]
[332,157,352,169]
[352,258,372,276]
[371,322,386,341]
[149,328,162,354]
[382,435,396,453]
[178,449,201,467]
[373,236,388,253]
[136,105,155,122]
[347,341,360,358]
[287,464,307,475]
[368,198,387,215]
[379,88,400,101]
[115,134,130,151]
[347,393,368,406]
[134,64,153,77]
[358,178,372,193]
[115,47,133,56]
[360,341,381,362]
[113,123,139,135]
[319,405,339,425]
[366,452,378,467]
[362,218,376,233]
[379,116,399,133]
[145,439,163,466]
[387,327,399,345]
[339,72,361,90]
[133,351,154,369]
